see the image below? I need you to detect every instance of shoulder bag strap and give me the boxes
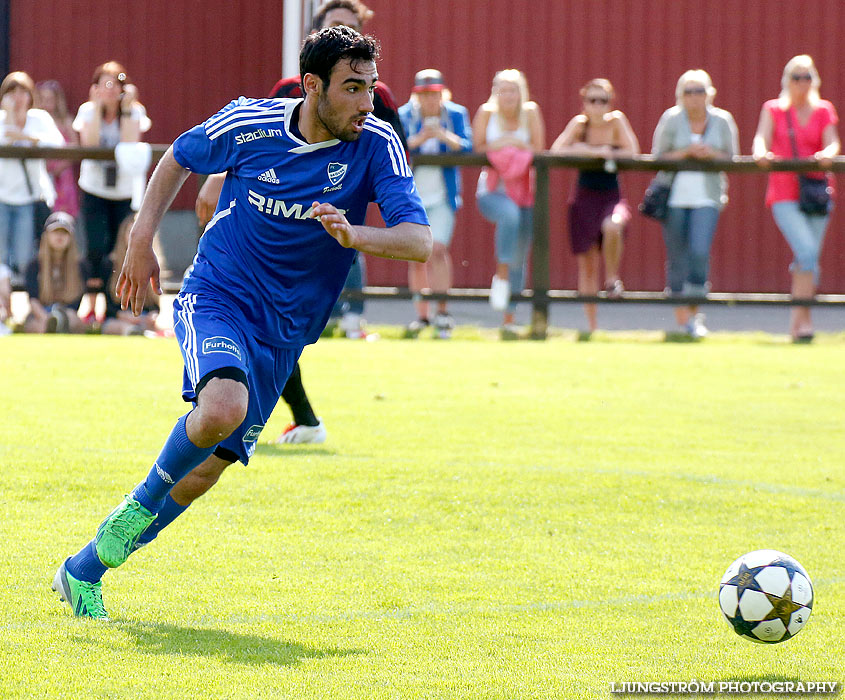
[19,159,34,197]
[784,108,800,159]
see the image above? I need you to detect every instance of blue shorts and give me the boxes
[173,291,302,465]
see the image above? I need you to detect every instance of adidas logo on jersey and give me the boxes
[258,168,280,184]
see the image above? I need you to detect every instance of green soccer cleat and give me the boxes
[52,559,109,620]
[95,495,157,568]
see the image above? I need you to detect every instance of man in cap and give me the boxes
[399,70,472,338]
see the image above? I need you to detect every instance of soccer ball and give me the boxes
[718,550,814,643]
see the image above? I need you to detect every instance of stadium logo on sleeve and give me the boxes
[235,127,284,145]
[323,162,348,192]
[201,336,243,361]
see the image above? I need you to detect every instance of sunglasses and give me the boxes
[584,96,609,105]
[791,73,813,82]
[684,88,707,95]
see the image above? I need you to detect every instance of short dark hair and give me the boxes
[311,0,373,31]
[300,26,379,91]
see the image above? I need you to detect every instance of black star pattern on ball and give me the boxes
[730,612,759,638]
[763,583,803,628]
[727,562,764,598]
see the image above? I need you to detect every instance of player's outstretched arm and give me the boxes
[311,202,432,263]
[117,147,190,315]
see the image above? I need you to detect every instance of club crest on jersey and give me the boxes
[327,162,348,187]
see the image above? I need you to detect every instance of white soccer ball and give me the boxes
[718,550,814,643]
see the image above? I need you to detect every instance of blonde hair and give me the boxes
[487,69,531,131]
[675,69,716,106]
[779,55,821,108]
[37,226,83,306]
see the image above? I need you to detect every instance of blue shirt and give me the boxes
[172,96,428,348]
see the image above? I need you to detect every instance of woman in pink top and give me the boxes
[753,55,840,342]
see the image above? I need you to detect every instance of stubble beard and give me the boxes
[317,91,361,143]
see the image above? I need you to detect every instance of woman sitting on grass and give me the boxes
[22,212,86,333]
[101,213,159,336]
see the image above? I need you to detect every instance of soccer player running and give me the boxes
[196,0,406,446]
[52,27,431,619]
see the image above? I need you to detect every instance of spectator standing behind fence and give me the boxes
[651,70,739,339]
[473,69,544,339]
[36,80,80,220]
[73,62,150,321]
[752,55,840,343]
[399,69,472,339]
[22,212,86,333]
[550,79,639,334]
[0,71,65,286]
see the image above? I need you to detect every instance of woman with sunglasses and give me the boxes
[651,69,739,338]
[551,79,639,333]
[73,62,150,321]
[753,55,840,342]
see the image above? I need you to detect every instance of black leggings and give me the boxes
[81,192,133,286]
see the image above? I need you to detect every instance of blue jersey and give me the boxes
[172,97,428,348]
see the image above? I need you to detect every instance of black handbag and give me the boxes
[639,177,674,221]
[798,175,832,216]
[785,109,832,216]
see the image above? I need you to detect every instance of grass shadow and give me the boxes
[113,620,366,667]
[253,444,338,458]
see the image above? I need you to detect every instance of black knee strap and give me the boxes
[195,366,249,397]
[213,445,240,464]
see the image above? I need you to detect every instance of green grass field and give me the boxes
[1,333,843,698]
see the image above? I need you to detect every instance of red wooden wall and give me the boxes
[10,0,845,292]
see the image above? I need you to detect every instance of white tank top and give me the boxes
[485,113,530,145]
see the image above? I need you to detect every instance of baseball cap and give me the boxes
[43,211,75,234]
[413,69,445,93]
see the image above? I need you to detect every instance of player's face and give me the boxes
[316,58,377,142]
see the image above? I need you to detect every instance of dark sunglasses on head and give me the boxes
[684,87,707,95]
[791,73,813,82]
[584,96,609,105]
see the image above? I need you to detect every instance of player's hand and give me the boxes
[311,201,357,248]
[116,239,161,316]
[196,173,226,228]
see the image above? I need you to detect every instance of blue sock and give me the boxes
[66,540,108,583]
[132,413,215,514]
[136,495,189,546]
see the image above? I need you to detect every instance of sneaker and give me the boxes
[433,312,455,339]
[52,558,109,620]
[340,312,365,339]
[685,313,709,339]
[489,275,511,311]
[275,419,327,444]
[95,495,157,568]
[404,318,429,338]
[500,324,520,341]
[605,279,624,299]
